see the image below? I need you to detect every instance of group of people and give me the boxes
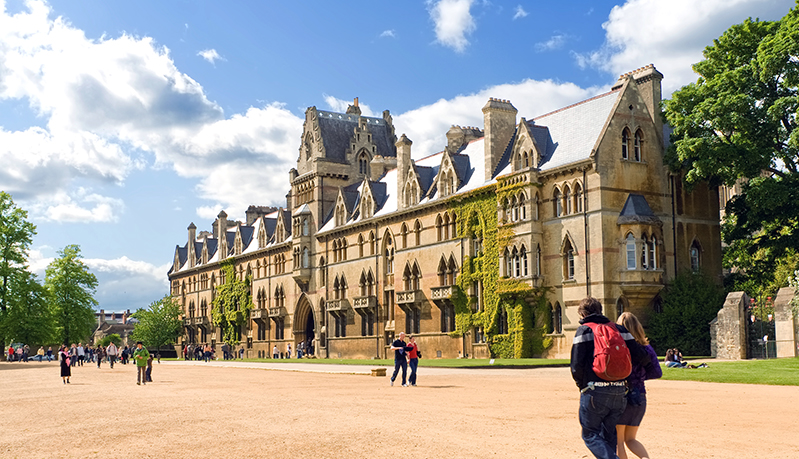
[571,297,662,459]
[183,343,217,361]
[57,341,153,385]
[389,332,420,387]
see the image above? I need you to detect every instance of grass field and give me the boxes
[660,357,799,386]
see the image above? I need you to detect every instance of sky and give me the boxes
[0,0,794,312]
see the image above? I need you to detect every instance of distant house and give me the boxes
[92,309,137,347]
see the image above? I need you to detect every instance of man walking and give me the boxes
[106,341,118,368]
[570,297,652,459]
[389,332,412,387]
[133,341,150,385]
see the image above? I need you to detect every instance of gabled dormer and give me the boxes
[201,234,210,265]
[436,150,465,198]
[274,208,288,244]
[359,180,375,219]
[512,119,545,171]
[333,190,349,227]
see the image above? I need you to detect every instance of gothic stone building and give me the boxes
[168,65,722,359]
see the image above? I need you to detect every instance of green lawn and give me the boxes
[236,357,570,368]
[659,357,799,386]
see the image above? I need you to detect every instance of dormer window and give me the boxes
[622,128,630,160]
[634,130,642,162]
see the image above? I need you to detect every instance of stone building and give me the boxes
[168,66,722,359]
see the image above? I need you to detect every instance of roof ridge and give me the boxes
[533,88,620,121]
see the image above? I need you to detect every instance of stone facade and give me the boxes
[168,65,723,359]
[710,291,750,360]
[774,286,798,358]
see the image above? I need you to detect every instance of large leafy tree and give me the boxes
[0,269,54,346]
[132,295,183,352]
[45,245,98,345]
[0,191,37,313]
[664,4,799,290]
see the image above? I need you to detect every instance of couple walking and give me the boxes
[389,332,420,387]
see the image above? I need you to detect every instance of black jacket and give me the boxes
[570,314,652,389]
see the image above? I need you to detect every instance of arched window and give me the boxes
[535,245,541,276]
[443,213,450,239]
[436,214,443,241]
[616,298,625,319]
[414,220,422,246]
[634,130,642,162]
[563,240,575,280]
[564,186,572,215]
[302,218,309,236]
[523,151,530,168]
[512,247,520,277]
[520,246,528,277]
[650,236,658,269]
[553,303,563,334]
[514,152,522,170]
[504,248,512,277]
[574,183,583,213]
[438,258,447,286]
[511,196,519,222]
[626,233,637,270]
[358,234,365,258]
[690,240,702,272]
[384,237,394,275]
[450,213,457,238]
[447,256,457,285]
[534,193,540,221]
[411,263,421,290]
[400,223,408,249]
[641,235,650,269]
[519,193,526,220]
[302,247,309,268]
[359,151,369,175]
[368,232,375,255]
[498,307,509,335]
[622,128,630,160]
[554,188,562,217]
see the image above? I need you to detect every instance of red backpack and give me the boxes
[585,322,632,381]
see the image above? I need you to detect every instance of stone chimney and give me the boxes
[98,309,104,326]
[482,98,517,181]
[396,134,412,209]
[217,210,228,259]
[346,97,362,116]
[187,223,197,268]
[446,125,465,154]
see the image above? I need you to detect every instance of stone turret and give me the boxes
[482,98,517,181]
[396,134,412,210]
[187,222,196,268]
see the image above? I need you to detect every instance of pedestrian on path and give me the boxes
[389,332,412,387]
[59,346,71,384]
[106,342,118,368]
[407,335,420,386]
[133,341,150,385]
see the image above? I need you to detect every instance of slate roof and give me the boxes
[618,194,661,225]
[451,152,472,187]
[532,88,621,171]
[316,111,396,163]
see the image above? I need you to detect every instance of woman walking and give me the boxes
[59,346,71,384]
[615,312,662,459]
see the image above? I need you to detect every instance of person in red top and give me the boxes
[7,346,13,362]
[407,335,420,387]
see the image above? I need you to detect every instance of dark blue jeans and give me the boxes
[579,385,627,459]
[391,359,408,384]
[408,358,418,385]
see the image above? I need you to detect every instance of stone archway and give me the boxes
[293,295,316,357]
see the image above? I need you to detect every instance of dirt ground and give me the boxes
[1,360,797,459]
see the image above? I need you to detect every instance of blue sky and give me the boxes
[0,0,793,312]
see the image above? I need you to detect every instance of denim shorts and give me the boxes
[617,393,647,426]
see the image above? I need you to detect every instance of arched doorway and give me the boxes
[294,295,316,357]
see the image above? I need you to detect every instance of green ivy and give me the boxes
[211,259,253,347]
[450,185,552,358]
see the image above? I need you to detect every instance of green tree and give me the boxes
[132,295,183,352]
[0,191,37,313]
[45,245,98,345]
[0,269,54,346]
[97,333,122,347]
[647,270,726,356]
[664,4,799,290]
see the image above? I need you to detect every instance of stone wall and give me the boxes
[711,291,749,360]
[774,286,798,358]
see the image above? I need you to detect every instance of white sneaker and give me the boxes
[402,384,408,387]
[390,380,394,386]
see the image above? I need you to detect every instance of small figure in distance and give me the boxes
[59,346,71,384]
[133,341,150,385]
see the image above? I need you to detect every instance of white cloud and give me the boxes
[573,0,793,95]
[197,48,224,65]
[427,0,476,53]
[535,34,569,52]
[513,5,528,20]
[0,1,302,222]
[32,188,125,223]
[394,79,603,159]
[380,30,396,38]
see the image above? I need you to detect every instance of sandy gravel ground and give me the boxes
[1,359,797,459]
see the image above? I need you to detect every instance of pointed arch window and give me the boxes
[358,151,369,175]
[554,188,562,217]
[622,128,630,160]
[690,240,702,272]
[302,247,309,268]
[564,186,572,215]
[520,246,528,277]
[574,183,583,213]
[400,223,409,249]
[498,307,509,335]
[436,214,444,241]
[519,193,527,221]
[634,130,642,162]
[414,220,422,246]
[563,239,575,280]
[649,236,658,269]
[641,235,650,269]
[523,151,530,168]
[626,233,637,270]
[553,303,563,334]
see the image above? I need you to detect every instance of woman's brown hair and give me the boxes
[617,312,648,345]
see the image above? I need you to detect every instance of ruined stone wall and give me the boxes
[712,291,749,360]
[774,286,798,358]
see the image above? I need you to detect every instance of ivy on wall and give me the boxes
[211,259,253,347]
[450,184,552,358]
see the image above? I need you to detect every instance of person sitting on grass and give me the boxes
[664,349,686,368]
